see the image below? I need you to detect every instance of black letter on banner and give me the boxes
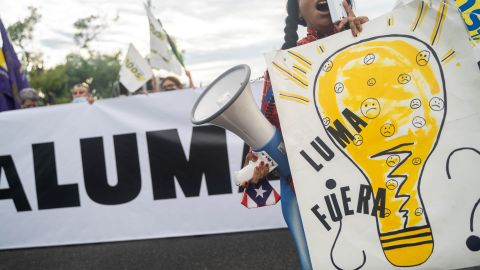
[340,186,354,216]
[311,204,331,231]
[325,194,343,222]
[0,156,31,211]
[357,184,372,214]
[342,108,367,133]
[80,134,141,205]
[327,120,354,148]
[33,143,80,209]
[372,188,386,218]
[300,136,335,172]
[147,126,232,199]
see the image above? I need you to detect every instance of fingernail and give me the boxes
[260,161,264,165]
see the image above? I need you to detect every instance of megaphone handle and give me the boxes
[234,162,256,186]
[234,152,278,186]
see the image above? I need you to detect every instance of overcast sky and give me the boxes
[0,0,397,85]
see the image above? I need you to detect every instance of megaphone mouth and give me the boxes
[191,64,251,125]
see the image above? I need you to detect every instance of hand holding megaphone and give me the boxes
[191,65,291,186]
[234,151,278,187]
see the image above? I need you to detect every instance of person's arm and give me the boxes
[152,76,160,92]
[334,0,369,37]
[240,72,278,186]
[185,70,195,89]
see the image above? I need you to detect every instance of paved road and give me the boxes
[0,229,479,270]
[0,229,300,270]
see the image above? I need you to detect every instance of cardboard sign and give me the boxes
[266,0,480,269]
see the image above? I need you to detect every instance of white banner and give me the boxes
[119,43,154,93]
[267,0,480,269]
[0,86,286,250]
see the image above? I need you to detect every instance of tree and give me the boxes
[73,14,118,52]
[7,9,121,105]
[6,6,43,72]
[64,52,121,99]
[29,51,121,104]
[29,64,70,104]
[73,15,107,51]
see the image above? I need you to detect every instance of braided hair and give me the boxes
[281,0,354,50]
[281,0,304,50]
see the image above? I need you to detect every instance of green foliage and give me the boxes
[29,64,69,104]
[7,7,123,105]
[65,52,122,99]
[73,15,107,50]
[6,6,43,71]
[73,14,118,51]
[29,52,121,104]
[7,6,41,49]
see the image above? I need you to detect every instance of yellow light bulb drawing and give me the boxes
[314,36,446,267]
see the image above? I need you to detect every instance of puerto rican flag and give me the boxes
[241,181,280,209]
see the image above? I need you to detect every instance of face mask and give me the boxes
[73,97,88,103]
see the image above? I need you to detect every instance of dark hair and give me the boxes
[160,76,183,90]
[281,0,354,50]
[281,0,304,50]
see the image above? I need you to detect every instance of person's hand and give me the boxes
[185,69,195,89]
[241,152,270,187]
[87,96,95,104]
[251,161,269,185]
[334,0,369,37]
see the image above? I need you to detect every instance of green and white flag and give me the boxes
[119,43,153,93]
[145,3,183,75]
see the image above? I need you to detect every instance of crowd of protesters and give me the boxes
[16,70,195,110]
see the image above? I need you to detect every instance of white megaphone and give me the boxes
[191,64,291,186]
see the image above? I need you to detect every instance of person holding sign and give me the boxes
[242,0,368,269]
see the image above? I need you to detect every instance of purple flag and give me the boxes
[0,19,30,112]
